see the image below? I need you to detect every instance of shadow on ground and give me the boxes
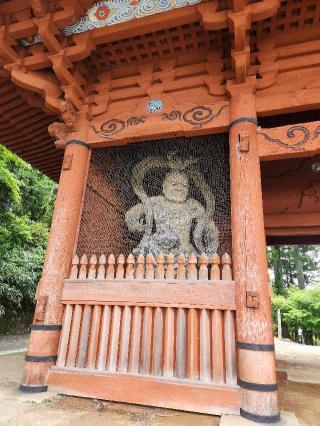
[0,341,319,425]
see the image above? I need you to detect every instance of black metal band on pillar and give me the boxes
[237,341,275,351]
[240,409,281,424]
[65,140,91,150]
[25,355,58,362]
[238,379,278,392]
[229,117,258,129]
[31,324,62,331]
[19,384,48,393]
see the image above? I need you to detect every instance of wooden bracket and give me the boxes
[63,153,73,170]
[246,291,259,308]
[239,130,250,152]
[34,295,48,322]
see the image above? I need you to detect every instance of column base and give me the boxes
[19,384,48,393]
[20,358,56,391]
[220,411,300,425]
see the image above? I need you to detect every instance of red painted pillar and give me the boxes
[20,140,90,392]
[228,79,279,423]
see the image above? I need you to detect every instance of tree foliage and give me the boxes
[272,285,320,343]
[268,245,319,294]
[0,145,56,333]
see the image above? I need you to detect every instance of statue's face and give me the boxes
[163,171,189,202]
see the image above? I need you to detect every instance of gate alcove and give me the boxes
[76,134,231,258]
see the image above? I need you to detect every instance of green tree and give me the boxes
[268,246,285,294]
[268,245,319,294]
[272,285,320,344]
[0,145,56,333]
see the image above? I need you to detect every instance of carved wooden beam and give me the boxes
[199,0,279,30]
[258,121,320,161]
[8,63,61,113]
[0,26,19,63]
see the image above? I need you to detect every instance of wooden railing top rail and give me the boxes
[61,280,236,310]
[69,252,233,282]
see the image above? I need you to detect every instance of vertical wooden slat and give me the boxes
[96,305,111,371]
[136,254,145,279]
[87,305,102,369]
[87,255,97,279]
[107,305,122,372]
[128,306,142,374]
[187,254,197,281]
[56,304,73,367]
[125,254,135,279]
[106,254,115,279]
[118,306,132,373]
[176,255,187,378]
[155,254,165,279]
[166,254,175,279]
[65,304,82,368]
[175,307,187,378]
[177,254,186,280]
[210,253,221,280]
[199,253,209,281]
[97,254,106,279]
[222,253,232,280]
[200,309,211,382]
[116,254,125,279]
[163,307,175,377]
[76,304,91,368]
[211,309,225,384]
[151,307,163,376]
[140,307,153,374]
[78,255,88,279]
[146,254,155,279]
[187,308,199,380]
[224,310,237,385]
[69,255,79,279]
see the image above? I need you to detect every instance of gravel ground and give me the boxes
[0,334,28,355]
[0,336,319,425]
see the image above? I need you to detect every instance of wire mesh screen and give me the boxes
[76,135,231,258]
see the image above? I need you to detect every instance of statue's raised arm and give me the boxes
[125,203,147,234]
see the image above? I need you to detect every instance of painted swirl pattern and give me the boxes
[257,125,310,150]
[20,0,203,45]
[162,104,228,128]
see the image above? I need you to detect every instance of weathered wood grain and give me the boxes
[62,280,236,310]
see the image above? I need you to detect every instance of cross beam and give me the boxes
[258,121,320,161]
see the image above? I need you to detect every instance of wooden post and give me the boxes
[20,140,90,393]
[227,79,279,423]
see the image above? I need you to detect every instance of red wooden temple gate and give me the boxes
[0,0,320,423]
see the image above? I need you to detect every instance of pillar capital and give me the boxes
[226,77,257,99]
